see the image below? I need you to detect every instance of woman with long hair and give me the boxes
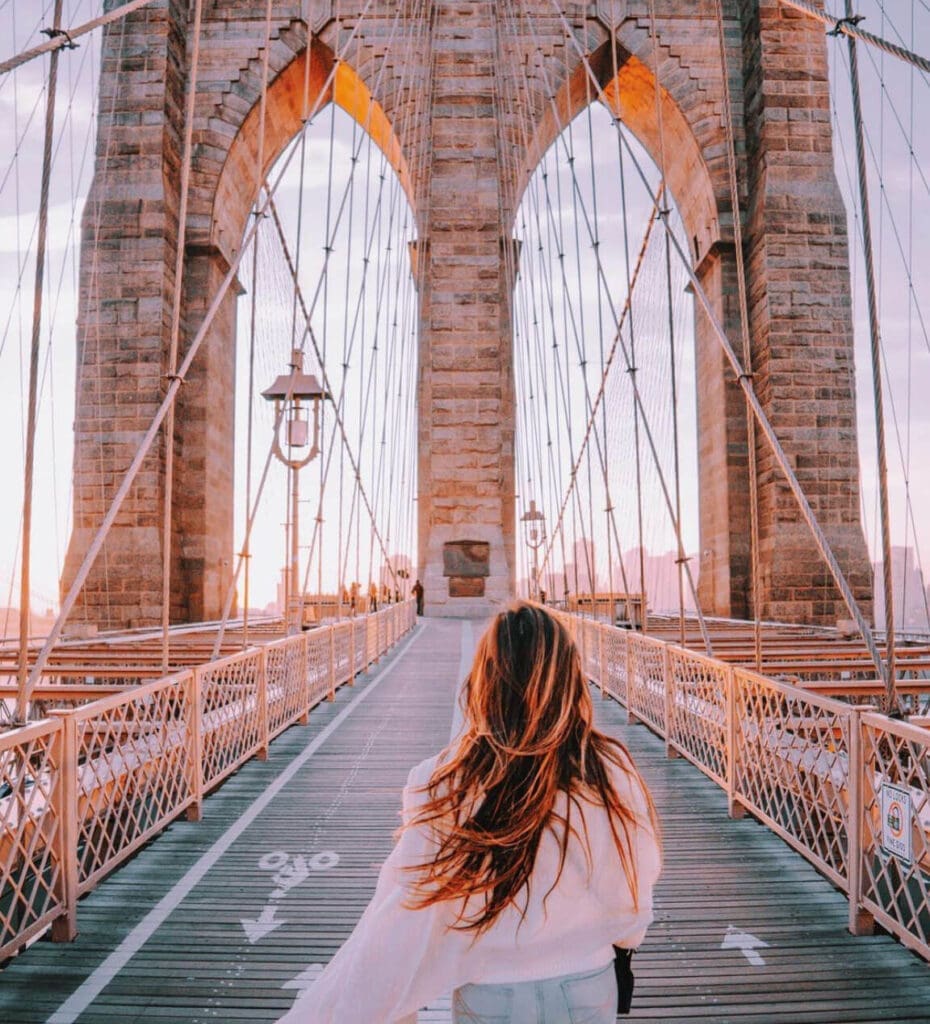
[280,601,661,1023]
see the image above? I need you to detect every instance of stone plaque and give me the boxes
[442,541,490,578]
[449,576,485,598]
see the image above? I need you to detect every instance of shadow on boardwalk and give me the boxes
[1,619,928,1023]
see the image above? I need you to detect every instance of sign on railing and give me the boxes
[0,601,415,960]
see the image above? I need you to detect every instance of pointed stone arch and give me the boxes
[66,1,871,628]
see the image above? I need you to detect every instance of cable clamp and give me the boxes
[42,27,79,50]
[737,371,754,383]
[164,373,186,385]
[828,14,864,37]
[626,365,638,375]
[675,555,692,566]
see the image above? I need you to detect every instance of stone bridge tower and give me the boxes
[64,0,872,625]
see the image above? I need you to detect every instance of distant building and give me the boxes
[611,549,697,614]
[872,547,930,632]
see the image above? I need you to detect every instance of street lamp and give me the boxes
[262,349,330,632]
[520,499,546,600]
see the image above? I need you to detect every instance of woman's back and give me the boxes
[277,602,661,1023]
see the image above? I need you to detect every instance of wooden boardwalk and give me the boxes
[1,619,929,1023]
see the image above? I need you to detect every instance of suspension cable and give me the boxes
[778,0,930,74]
[0,0,162,76]
[159,0,204,672]
[712,0,764,669]
[844,0,897,710]
[14,0,62,726]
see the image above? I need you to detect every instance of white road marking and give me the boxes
[721,924,769,967]
[449,619,474,743]
[240,904,285,944]
[46,622,425,1024]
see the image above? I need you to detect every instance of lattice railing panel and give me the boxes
[579,619,599,681]
[378,610,388,653]
[601,626,629,704]
[733,670,850,886]
[332,623,353,688]
[353,619,367,678]
[306,630,332,706]
[0,720,64,958]
[73,675,195,891]
[627,634,667,734]
[859,715,930,958]
[668,648,728,786]
[265,639,306,738]
[199,651,263,791]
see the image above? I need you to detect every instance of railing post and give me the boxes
[597,625,605,699]
[257,648,269,761]
[328,625,337,700]
[50,711,78,942]
[349,619,356,686]
[187,669,204,821]
[847,709,876,935]
[298,633,310,724]
[663,645,678,756]
[726,667,745,819]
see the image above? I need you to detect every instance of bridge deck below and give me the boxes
[1,619,928,1023]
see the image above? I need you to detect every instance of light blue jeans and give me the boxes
[451,961,616,1024]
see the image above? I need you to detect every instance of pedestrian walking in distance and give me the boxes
[412,578,424,616]
[279,600,661,1023]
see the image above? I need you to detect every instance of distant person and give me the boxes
[412,578,424,616]
[369,581,378,613]
[539,588,547,604]
[278,601,660,1023]
[349,581,360,616]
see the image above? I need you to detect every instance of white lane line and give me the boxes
[47,622,426,1024]
[449,619,473,744]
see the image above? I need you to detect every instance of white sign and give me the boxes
[880,783,913,863]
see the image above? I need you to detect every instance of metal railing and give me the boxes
[0,601,415,959]
[571,614,930,963]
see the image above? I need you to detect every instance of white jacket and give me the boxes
[279,750,661,1023]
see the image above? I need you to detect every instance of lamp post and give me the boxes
[262,349,330,632]
[520,499,546,600]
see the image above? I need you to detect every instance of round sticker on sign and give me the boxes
[880,783,912,864]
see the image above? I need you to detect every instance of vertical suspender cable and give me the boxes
[15,0,63,724]
[844,0,897,711]
[160,0,204,671]
[712,0,763,668]
[242,216,260,648]
[608,18,648,630]
[647,1,687,647]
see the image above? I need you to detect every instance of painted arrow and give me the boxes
[241,904,285,944]
[283,963,325,993]
[721,925,769,967]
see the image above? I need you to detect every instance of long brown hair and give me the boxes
[403,601,658,934]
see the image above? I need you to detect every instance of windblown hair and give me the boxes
[403,601,658,934]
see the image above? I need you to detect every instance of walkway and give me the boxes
[1,620,928,1023]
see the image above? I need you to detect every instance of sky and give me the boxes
[0,1,927,621]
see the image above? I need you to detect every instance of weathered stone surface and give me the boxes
[66,0,872,627]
